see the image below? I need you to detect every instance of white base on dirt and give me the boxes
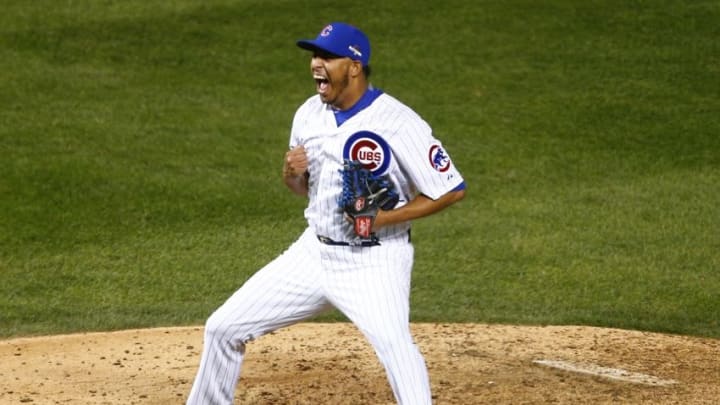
[533,359,679,386]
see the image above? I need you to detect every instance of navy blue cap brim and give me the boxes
[297,40,343,58]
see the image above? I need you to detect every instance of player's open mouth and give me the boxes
[314,76,329,94]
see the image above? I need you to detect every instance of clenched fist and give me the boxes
[284,145,308,178]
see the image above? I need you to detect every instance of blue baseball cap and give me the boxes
[297,22,371,66]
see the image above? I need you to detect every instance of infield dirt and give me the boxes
[1,323,718,404]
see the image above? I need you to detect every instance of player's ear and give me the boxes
[350,60,363,77]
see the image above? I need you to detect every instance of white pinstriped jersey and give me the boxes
[289,89,465,243]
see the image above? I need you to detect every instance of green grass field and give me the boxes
[1,0,718,339]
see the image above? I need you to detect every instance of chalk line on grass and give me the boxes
[532,359,678,386]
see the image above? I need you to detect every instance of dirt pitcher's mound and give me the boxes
[0,323,718,404]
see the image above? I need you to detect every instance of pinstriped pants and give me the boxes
[186,227,432,404]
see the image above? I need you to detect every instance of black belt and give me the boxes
[317,235,381,247]
[316,230,410,247]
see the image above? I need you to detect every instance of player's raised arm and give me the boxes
[283,145,309,196]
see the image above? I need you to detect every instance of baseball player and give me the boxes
[186,22,465,404]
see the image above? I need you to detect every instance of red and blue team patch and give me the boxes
[343,131,391,175]
[428,144,451,172]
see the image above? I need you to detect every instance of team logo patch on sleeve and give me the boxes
[428,144,452,172]
[343,131,391,174]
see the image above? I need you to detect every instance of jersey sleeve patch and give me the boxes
[428,144,452,172]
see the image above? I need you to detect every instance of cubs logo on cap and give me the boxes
[296,22,371,66]
[343,131,391,175]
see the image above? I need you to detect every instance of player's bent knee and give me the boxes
[203,311,236,341]
[203,310,257,349]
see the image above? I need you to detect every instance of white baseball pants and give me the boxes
[186,227,431,404]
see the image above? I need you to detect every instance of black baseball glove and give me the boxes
[339,160,399,239]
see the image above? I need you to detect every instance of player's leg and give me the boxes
[324,241,431,405]
[186,228,331,405]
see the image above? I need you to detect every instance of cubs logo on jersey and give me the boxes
[343,131,391,175]
[428,144,451,172]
